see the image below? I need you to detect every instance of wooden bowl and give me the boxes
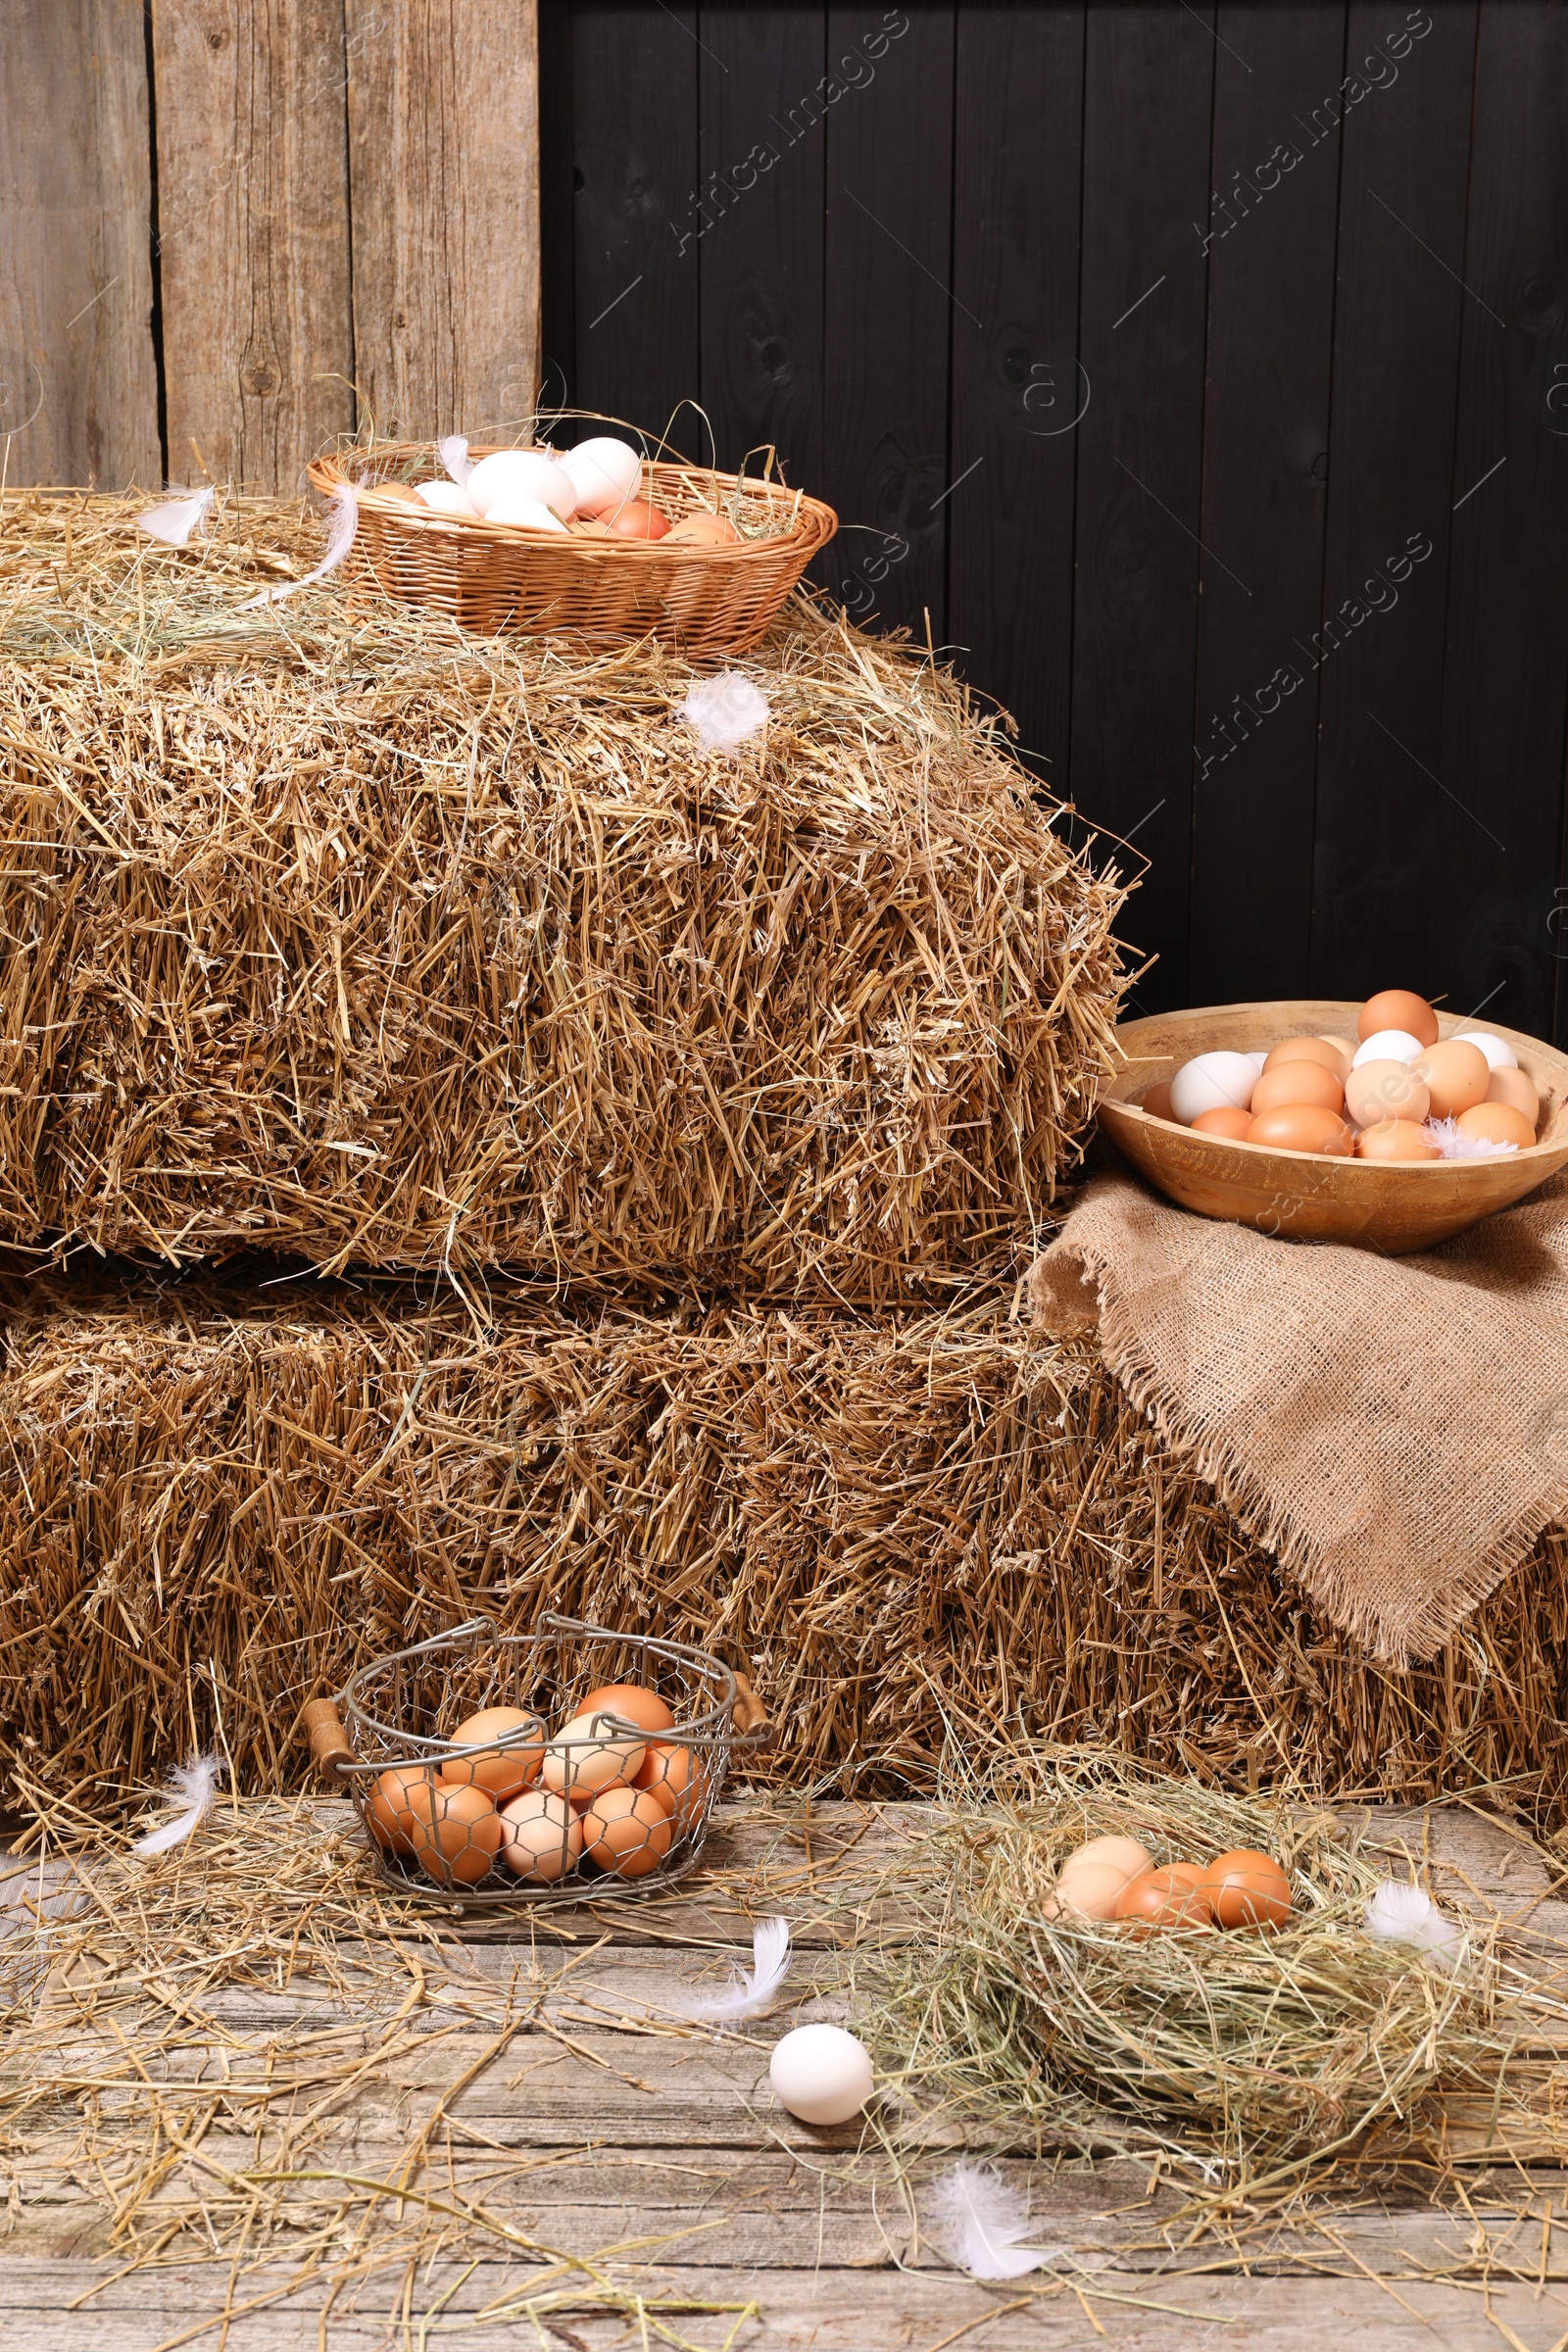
[1099,1001,1568,1253]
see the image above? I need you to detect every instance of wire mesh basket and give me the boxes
[303,1612,769,1912]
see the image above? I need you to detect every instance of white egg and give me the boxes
[1453,1030,1517,1071]
[562,435,643,516]
[1168,1051,1258,1125]
[467,450,578,520]
[1248,1052,1268,1074]
[483,495,570,534]
[768,2024,874,2126]
[416,480,478,516]
[1351,1029,1424,1069]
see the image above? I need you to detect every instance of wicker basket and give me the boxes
[308,438,837,658]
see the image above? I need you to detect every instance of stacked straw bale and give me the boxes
[4,1275,1565,1822]
[0,489,1127,1298]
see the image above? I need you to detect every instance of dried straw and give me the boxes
[4,1272,1567,1823]
[0,485,1128,1297]
[863,1748,1568,2192]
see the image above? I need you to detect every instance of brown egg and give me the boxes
[1141,1079,1176,1122]
[1049,1835,1153,1921]
[498,1789,583,1883]
[633,1739,708,1829]
[580,1786,675,1879]
[542,1714,647,1801]
[367,1764,427,1857]
[439,1706,546,1801]
[405,1780,505,1887]
[1487,1066,1541,1127]
[1191,1106,1254,1140]
[1345,1059,1431,1130]
[1249,1061,1345,1118]
[604,498,669,540]
[576,1682,676,1736]
[664,514,741,545]
[1200,1849,1293,1931]
[1317,1035,1359,1071]
[1246,1104,1354,1156]
[1409,1039,1490,1119]
[1263,1037,1349,1082]
[1355,1118,1442,1162]
[1358,991,1439,1048]
[1457,1101,1537,1151]
[1112,1862,1213,1935]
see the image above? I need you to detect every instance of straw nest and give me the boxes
[866,1751,1568,2187]
[0,487,1128,1297]
[4,1271,1568,1822]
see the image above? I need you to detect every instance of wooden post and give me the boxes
[0,0,160,490]
[149,0,357,492]
[344,1,542,444]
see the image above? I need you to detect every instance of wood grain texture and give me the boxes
[149,0,355,491]
[0,0,160,490]
[1188,4,1346,1007]
[1070,1,1216,1012]
[1307,2,1477,1001]
[344,1,541,443]
[950,3,1086,789]
[821,3,955,639]
[1432,1,1568,1047]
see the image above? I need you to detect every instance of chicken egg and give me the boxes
[542,1714,646,1800]
[633,1739,708,1829]
[1410,1040,1490,1119]
[404,1780,505,1887]
[1486,1066,1540,1126]
[499,1789,583,1882]
[1355,1118,1442,1161]
[484,494,570,533]
[367,1764,428,1856]
[1317,1035,1359,1069]
[1246,1104,1353,1155]
[769,2024,874,2126]
[1112,1862,1212,1934]
[1358,990,1439,1048]
[1199,1849,1292,1931]
[1263,1037,1348,1082]
[1454,1029,1517,1071]
[1344,1059,1431,1130]
[560,435,643,516]
[579,1786,674,1878]
[466,450,578,519]
[1191,1106,1254,1140]
[603,497,670,541]
[1049,1834,1153,1920]
[664,514,741,545]
[1250,1062,1345,1118]
[1169,1052,1258,1125]
[1456,1102,1536,1151]
[1141,1080,1175,1122]
[1352,1029,1424,1069]
[576,1682,676,1736]
[439,1707,545,1801]
[415,480,479,516]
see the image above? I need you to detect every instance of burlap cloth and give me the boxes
[1028,1168,1568,1663]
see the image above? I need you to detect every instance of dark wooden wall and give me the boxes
[540,1,1568,1038]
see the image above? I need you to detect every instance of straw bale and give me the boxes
[0,487,1128,1297]
[2,1272,1565,1822]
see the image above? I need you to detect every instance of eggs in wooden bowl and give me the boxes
[1099,999,1568,1253]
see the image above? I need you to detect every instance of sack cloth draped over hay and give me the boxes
[0,489,1127,1298]
[4,1275,1568,1821]
[1030,1170,1568,1665]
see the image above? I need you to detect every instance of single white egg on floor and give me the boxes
[483,495,569,533]
[769,2024,874,2125]
[467,450,579,520]
[1351,1028,1424,1069]
[1169,1051,1258,1126]
[1453,1029,1517,1071]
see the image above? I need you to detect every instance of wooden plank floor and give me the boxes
[6,1798,1568,2348]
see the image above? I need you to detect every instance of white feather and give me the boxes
[439,433,475,487]
[136,485,216,547]
[1364,1878,1463,1970]
[682,673,769,753]
[927,2162,1056,2280]
[236,483,358,610]
[1427,1115,1518,1161]
[132,1752,222,1859]
[679,1916,791,2023]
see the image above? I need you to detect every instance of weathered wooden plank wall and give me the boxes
[542,0,1568,1041]
[0,0,541,493]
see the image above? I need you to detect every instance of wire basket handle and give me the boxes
[731,1670,772,1747]
[302,1696,353,1783]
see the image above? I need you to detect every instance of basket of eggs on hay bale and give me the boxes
[1099,988,1568,1253]
[309,414,837,658]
